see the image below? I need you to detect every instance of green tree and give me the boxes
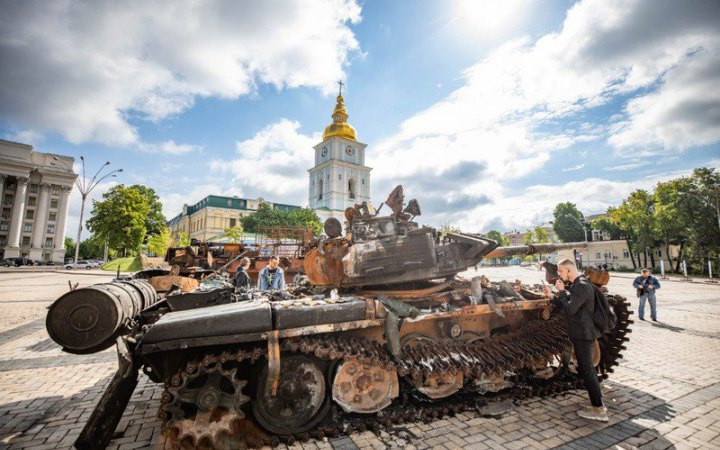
[78,234,106,259]
[241,204,323,236]
[223,225,245,243]
[64,237,75,259]
[612,190,658,268]
[552,202,586,242]
[130,185,166,239]
[175,232,190,247]
[86,185,150,255]
[591,216,624,240]
[288,208,323,236]
[148,227,172,257]
[485,230,508,246]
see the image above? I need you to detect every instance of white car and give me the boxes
[65,260,100,270]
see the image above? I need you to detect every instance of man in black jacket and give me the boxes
[233,257,251,290]
[543,258,608,422]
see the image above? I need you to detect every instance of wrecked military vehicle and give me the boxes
[45,186,632,449]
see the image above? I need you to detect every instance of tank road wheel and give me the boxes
[164,362,249,448]
[332,359,399,412]
[253,354,330,435]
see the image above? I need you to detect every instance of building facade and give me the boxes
[167,195,300,243]
[308,88,371,227]
[0,139,76,262]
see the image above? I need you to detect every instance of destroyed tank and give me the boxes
[45,186,632,450]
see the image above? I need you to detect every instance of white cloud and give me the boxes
[3,129,44,146]
[562,163,586,172]
[139,140,202,155]
[0,0,361,146]
[208,119,321,207]
[369,0,720,231]
[609,49,720,152]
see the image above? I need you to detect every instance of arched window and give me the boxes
[318,179,323,200]
[348,178,356,199]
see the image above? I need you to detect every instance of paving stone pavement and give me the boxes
[1,268,719,450]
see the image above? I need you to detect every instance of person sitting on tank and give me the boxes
[633,268,660,322]
[258,255,286,291]
[542,258,608,422]
[233,257,251,290]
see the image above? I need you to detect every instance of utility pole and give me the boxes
[53,157,122,264]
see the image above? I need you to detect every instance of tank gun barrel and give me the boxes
[484,242,587,259]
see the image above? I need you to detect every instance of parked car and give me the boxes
[0,259,13,267]
[64,257,74,265]
[44,261,56,266]
[65,260,99,270]
[13,258,33,267]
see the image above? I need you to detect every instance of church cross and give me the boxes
[337,80,344,96]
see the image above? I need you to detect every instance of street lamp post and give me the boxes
[53,156,122,264]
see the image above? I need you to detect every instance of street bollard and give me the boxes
[660,260,666,279]
[682,260,688,280]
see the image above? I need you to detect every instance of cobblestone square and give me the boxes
[1,268,719,450]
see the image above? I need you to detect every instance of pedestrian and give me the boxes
[233,257,251,290]
[257,255,286,291]
[543,258,608,422]
[633,268,660,322]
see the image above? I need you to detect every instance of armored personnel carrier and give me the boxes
[45,186,632,449]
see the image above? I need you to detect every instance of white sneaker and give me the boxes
[578,407,609,422]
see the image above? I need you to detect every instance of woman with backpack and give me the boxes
[543,258,609,422]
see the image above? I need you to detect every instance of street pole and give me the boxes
[74,193,86,265]
[53,156,122,263]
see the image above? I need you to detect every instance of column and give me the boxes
[0,175,5,212]
[7,177,28,249]
[54,186,72,250]
[31,183,51,250]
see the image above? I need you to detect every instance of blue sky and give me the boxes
[1,0,719,238]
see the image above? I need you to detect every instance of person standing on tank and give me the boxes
[258,255,286,291]
[633,268,660,321]
[543,258,608,422]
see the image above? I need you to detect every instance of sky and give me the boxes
[1,0,719,239]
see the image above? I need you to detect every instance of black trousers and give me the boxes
[573,339,603,407]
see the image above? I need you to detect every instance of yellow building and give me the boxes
[167,195,300,243]
[556,240,681,270]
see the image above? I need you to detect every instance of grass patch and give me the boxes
[102,256,143,272]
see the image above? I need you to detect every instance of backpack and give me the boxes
[590,283,617,334]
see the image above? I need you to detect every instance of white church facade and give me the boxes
[309,85,371,227]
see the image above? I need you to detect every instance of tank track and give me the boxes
[159,295,631,448]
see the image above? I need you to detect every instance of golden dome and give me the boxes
[323,94,357,141]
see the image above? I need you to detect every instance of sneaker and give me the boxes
[639,318,645,321]
[652,319,658,322]
[578,408,609,422]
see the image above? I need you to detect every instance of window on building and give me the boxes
[27,196,36,207]
[595,252,601,259]
[362,178,365,185]
[229,218,237,228]
[318,179,324,200]
[21,236,31,248]
[45,238,53,248]
[657,250,662,257]
[3,195,12,205]
[29,184,38,193]
[1,209,9,219]
[623,249,630,258]
[47,224,55,234]
[50,199,58,208]
[7,183,15,191]
[23,223,32,233]
[51,186,59,196]
[348,178,356,199]
[0,222,8,231]
[25,210,34,220]
[227,199,232,207]
[0,236,6,246]
[48,212,56,222]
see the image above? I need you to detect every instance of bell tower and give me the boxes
[309,82,372,225]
